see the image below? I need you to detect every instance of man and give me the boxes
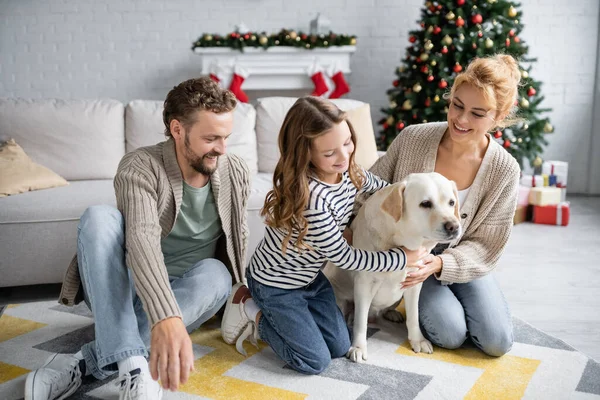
[25,77,250,400]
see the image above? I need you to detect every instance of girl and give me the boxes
[221,96,425,374]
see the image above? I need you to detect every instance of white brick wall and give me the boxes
[1,0,598,193]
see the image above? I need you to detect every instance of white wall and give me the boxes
[1,0,598,193]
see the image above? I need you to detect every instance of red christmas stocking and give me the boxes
[307,63,329,97]
[208,62,222,83]
[228,65,249,103]
[328,64,350,99]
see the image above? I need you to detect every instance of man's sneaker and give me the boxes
[117,368,163,400]
[24,353,83,400]
[221,282,258,356]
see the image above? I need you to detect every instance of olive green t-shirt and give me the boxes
[161,181,222,277]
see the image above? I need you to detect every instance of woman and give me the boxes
[366,54,521,356]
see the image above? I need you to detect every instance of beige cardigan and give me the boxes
[59,139,250,327]
[365,122,520,283]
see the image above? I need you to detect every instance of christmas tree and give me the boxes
[378,0,554,169]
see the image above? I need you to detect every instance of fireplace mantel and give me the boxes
[193,46,356,90]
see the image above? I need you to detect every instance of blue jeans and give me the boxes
[418,274,513,357]
[77,205,232,380]
[247,271,351,375]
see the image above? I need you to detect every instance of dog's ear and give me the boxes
[381,182,406,222]
[451,180,460,220]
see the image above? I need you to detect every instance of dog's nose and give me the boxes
[444,221,459,235]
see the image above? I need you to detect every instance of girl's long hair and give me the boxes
[261,96,365,253]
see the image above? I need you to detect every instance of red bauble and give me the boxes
[478,31,483,37]
[396,121,405,130]
[457,0,465,5]
[471,14,483,24]
[456,17,465,27]
[528,87,536,96]
[301,34,308,40]
[421,65,429,73]
[438,79,448,89]
[429,6,436,12]
[472,43,477,49]
[425,98,431,107]
[437,5,442,9]
[441,46,449,54]
[503,139,511,148]
[393,80,399,87]
[494,130,503,139]
[506,38,511,47]
[383,122,389,129]
[420,22,425,28]
[409,36,417,43]
[412,114,418,119]
[433,26,441,34]
[509,29,516,37]
[453,63,463,73]
[243,34,250,40]
[514,36,521,43]
[427,75,435,82]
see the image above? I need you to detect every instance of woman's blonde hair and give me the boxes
[261,96,365,253]
[446,54,522,129]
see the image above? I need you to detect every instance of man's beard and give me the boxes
[184,133,220,175]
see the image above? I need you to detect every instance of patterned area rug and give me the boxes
[0,301,598,400]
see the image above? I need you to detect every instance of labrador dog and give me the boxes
[323,172,462,363]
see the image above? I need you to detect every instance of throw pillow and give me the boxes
[344,103,379,170]
[0,138,68,197]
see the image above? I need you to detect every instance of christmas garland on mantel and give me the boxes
[192,29,357,52]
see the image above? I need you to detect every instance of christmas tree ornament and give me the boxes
[425,97,431,107]
[472,43,478,49]
[514,37,520,43]
[229,65,249,103]
[478,31,483,37]
[386,116,395,125]
[544,122,554,133]
[438,79,448,89]
[520,98,529,108]
[420,53,429,61]
[505,38,511,47]
[488,0,497,3]
[390,101,397,109]
[458,33,465,41]
[413,113,418,119]
[383,122,389,129]
[424,40,434,51]
[413,65,418,69]
[509,29,516,37]
[508,6,517,18]
[396,121,405,130]
[453,63,463,73]
[421,65,429,73]
[527,87,536,96]
[398,66,406,73]
[457,0,465,5]
[433,26,442,34]
[443,106,449,113]
[485,38,494,48]
[430,60,437,66]
[533,156,543,167]
[409,35,417,43]
[258,35,268,45]
[328,63,350,99]
[521,70,529,79]
[442,35,453,45]
[427,75,435,82]
[517,138,523,143]
[494,130,502,138]
[307,63,329,97]
[441,46,449,54]
[471,14,483,24]
[523,124,529,129]
[446,11,456,20]
[402,100,413,110]
[456,17,465,27]
[427,26,434,33]
[413,83,422,92]
[434,95,440,102]
[504,139,511,148]
[393,80,399,87]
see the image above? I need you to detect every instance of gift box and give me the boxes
[529,187,562,206]
[542,161,568,188]
[532,202,570,226]
[520,174,544,188]
[517,185,531,206]
[513,205,533,224]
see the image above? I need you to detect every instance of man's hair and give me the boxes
[163,77,237,137]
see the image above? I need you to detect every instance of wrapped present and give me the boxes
[513,205,533,224]
[517,185,531,206]
[529,187,562,206]
[542,161,568,188]
[533,202,570,226]
[520,174,544,188]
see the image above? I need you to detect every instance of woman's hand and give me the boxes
[401,246,429,266]
[401,254,443,289]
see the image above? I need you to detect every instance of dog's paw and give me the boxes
[382,309,405,323]
[346,346,368,363]
[410,338,434,354]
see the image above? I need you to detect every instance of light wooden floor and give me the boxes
[495,195,600,361]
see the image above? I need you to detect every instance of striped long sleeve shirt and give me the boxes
[247,170,407,289]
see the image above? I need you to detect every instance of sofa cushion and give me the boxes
[254,97,370,173]
[125,100,258,174]
[0,98,125,180]
[0,139,68,197]
[344,103,380,169]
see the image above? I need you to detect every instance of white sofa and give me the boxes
[0,96,372,301]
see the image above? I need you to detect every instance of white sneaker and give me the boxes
[221,282,258,356]
[24,354,82,400]
[117,368,163,400]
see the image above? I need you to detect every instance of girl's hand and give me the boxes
[401,254,442,289]
[342,227,353,245]
[400,246,429,266]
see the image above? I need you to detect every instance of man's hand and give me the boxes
[401,254,443,289]
[149,317,194,391]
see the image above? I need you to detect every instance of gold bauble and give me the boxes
[251,35,256,41]
[402,100,413,110]
[520,98,529,108]
[424,40,434,51]
[517,138,523,143]
[544,122,554,133]
[427,26,433,33]
[430,60,437,66]
[289,31,297,40]
[458,33,465,41]
[488,0,497,3]
[521,70,529,79]
[442,35,453,45]
[420,53,429,61]
[258,36,268,45]
[508,6,517,18]
[444,106,449,113]
[350,37,357,45]
[390,101,397,109]
[446,11,455,20]
[413,83,422,92]
[386,116,395,125]
[485,38,494,48]
[423,119,428,123]
[412,65,417,69]
[204,34,213,41]
[323,40,328,45]
[533,156,543,167]
[523,124,529,130]
[434,95,440,102]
